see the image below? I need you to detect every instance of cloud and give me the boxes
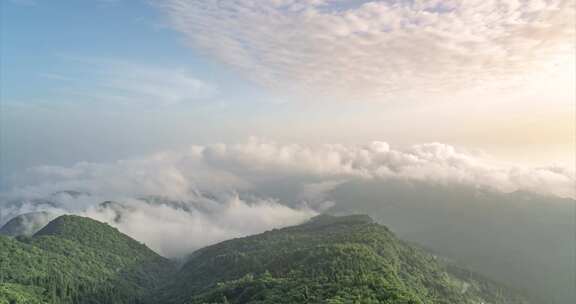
[1,138,573,257]
[0,190,316,257]
[197,138,575,198]
[157,0,575,102]
[5,138,574,200]
[81,195,316,257]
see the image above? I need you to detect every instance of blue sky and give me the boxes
[1,0,574,189]
[1,0,267,105]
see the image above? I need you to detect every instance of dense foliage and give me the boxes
[155,215,529,304]
[0,215,176,304]
[1,214,530,304]
[0,283,46,304]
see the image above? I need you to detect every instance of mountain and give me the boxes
[154,214,529,304]
[0,215,176,304]
[0,212,57,237]
[0,213,532,304]
[326,179,575,303]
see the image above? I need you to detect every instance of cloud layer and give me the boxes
[81,195,316,257]
[198,139,575,198]
[0,191,316,257]
[158,0,575,102]
[1,139,573,256]
[8,138,574,198]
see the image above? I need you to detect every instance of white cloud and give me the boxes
[2,138,573,256]
[197,138,575,198]
[157,0,575,102]
[0,190,316,257]
[81,195,316,257]
[6,138,574,201]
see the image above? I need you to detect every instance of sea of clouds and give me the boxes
[1,138,573,257]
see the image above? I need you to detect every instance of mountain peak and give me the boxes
[35,215,112,237]
[2,215,176,304]
[35,215,158,260]
[306,213,374,226]
[290,214,376,232]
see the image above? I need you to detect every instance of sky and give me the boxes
[1,0,574,189]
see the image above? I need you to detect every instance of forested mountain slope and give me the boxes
[155,214,529,304]
[0,213,531,304]
[0,215,176,304]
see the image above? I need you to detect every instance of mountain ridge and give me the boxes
[0,213,531,304]
[155,214,530,304]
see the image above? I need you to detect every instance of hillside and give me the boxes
[0,213,532,304]
[155,214,529,304]
[0,215,176,304]
[327,180,575,303]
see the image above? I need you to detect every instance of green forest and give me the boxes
[0,214,529,304]
[0,215,175,304]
